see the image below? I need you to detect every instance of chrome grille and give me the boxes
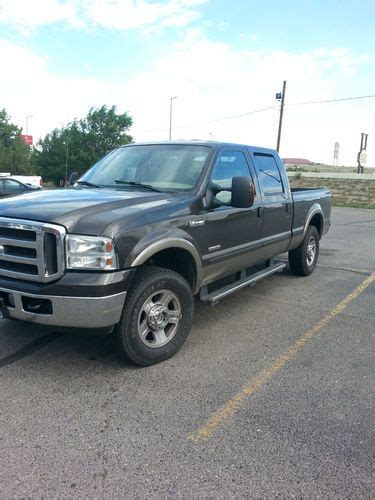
[0,217,65,282]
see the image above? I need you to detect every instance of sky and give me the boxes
[1,0,375,166]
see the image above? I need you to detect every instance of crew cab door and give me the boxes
[249,151,292,258]
[200,148,263,285]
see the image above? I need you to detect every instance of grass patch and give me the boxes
[286,164,375,174]
[289,177,375,209]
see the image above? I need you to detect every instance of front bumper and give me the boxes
[0,269,135,328]
[0,287,126,328]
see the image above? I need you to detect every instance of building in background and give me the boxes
[21,134,33,146]
[282,158,312,167]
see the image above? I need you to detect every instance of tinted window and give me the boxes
[211,150,250,204]
[253,154,283,195]
[4,179,24,193]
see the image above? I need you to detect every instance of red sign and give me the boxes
[21,134,33,145]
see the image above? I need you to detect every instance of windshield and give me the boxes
[79,144,211,192]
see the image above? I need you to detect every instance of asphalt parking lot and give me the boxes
[0,207,374,498]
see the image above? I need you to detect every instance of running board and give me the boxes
[200,261,286,305]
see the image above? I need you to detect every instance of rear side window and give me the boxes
[253,153,284,195]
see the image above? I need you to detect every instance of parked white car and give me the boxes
[0,173,43,189]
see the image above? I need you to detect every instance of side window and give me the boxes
[253,154,284,195]
[4,180,23,193]
[211,150,251,205]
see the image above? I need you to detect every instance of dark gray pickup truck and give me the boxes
[0,142,331,365]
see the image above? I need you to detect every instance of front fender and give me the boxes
[126,229,203,293]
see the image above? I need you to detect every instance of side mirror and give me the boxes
[68,171,79,186]
[231,176,255,208]
[205,181,224,209]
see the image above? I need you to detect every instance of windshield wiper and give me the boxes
[76,180,101,188]
[114,180,162,192]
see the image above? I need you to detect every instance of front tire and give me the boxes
[288,225,319,276]
[115,266,194,366]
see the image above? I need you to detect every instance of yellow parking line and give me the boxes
[188,273,375,444]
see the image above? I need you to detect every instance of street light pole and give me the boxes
[169,96,178,140]
[276,81,286,153]
[65,137,69,187]
[25,114,33,135]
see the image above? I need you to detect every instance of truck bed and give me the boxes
[291,187,331,236]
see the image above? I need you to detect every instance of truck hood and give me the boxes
[0,187,173,234]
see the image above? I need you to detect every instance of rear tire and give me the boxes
[115,266,194,366]
[288,226,319,276]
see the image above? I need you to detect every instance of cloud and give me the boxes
[239,33,257,42]
[0,0,207,34]
[1,32,373,166]
[0,0,82,35]
[125,32,374,165]
[83,0,207,29]
[0,39,120,136]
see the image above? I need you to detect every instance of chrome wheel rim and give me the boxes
[306,236,316,266]
[137,289,182,348]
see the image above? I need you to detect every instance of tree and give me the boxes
[32,105,133,184]
[0,109,31,174]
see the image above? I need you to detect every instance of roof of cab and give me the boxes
[121,140,277,155]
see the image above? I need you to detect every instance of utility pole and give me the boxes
[276,80,286,153]
[169,96,178,140]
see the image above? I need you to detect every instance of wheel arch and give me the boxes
[130,238,202,294]
[304,204,324,238]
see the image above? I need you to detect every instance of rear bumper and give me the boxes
[0,286,126,328]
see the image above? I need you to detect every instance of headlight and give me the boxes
[65,235,118,270]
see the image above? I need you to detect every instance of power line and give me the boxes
[134,93,375,134]
[134,105,278,134]
[193,105,278,124]
[287,93,375,107]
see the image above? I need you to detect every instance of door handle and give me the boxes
[257,207,263,219]
[188,220,205,228]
